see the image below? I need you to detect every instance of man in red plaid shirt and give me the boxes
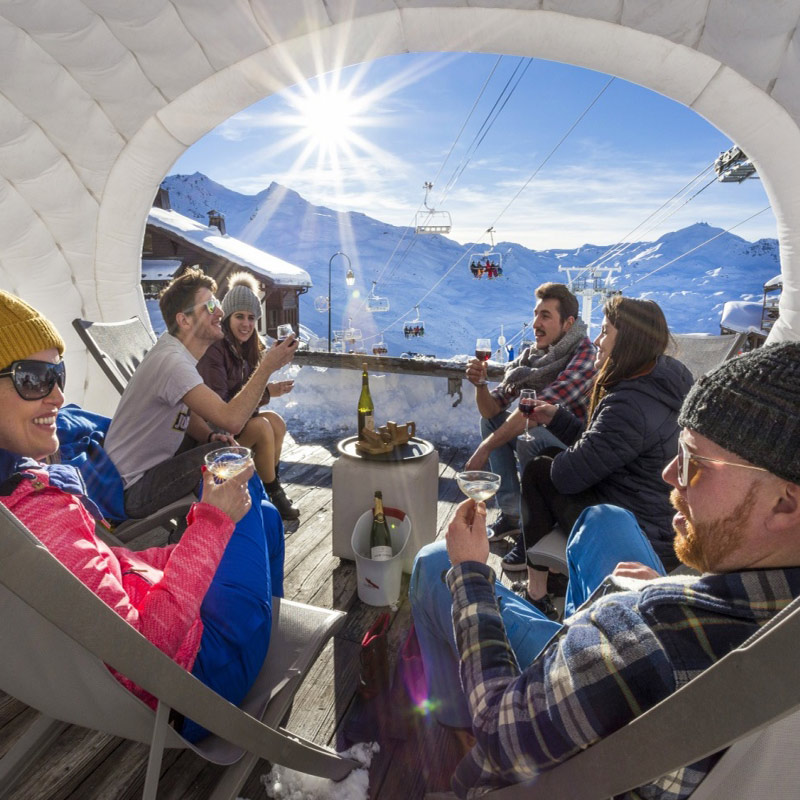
[464,283,596,568]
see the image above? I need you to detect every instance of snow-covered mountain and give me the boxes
[162,172,779,358]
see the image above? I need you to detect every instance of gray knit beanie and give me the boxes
[678,341,800,484]
[221,271,261,320]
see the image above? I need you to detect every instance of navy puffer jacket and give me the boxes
[546,355,694,565]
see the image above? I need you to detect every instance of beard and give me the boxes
[671,485,757,573]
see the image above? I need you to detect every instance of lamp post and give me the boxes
[328,251,354,352]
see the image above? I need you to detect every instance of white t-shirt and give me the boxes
[105,333,204,488]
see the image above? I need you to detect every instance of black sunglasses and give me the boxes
[0,359,66,400]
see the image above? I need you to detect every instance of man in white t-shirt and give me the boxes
[105,267,297,518]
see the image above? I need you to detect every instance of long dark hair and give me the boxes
[222,314,264,371]
[588,296,670,418]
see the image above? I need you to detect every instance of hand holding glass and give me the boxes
[474,338,491,385]
[276,324,294,343]
[519,389,537,441]
[204,446,252,482]
[456,471,501,503]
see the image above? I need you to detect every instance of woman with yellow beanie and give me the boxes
[0,289,279,742]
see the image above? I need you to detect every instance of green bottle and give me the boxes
[370,491,393,561]
[357,362,374,440]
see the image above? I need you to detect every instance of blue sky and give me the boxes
[171,52,775,251]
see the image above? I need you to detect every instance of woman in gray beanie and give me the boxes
[197,272,299,520]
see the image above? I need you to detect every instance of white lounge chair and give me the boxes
[0,504,357,799]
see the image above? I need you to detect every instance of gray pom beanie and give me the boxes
[222,272,261,321]
[678,341,800,484]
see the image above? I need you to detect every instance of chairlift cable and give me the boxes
[367,76,617,343]
[584,165,717,277]
[367,57,506,296]
[621,206,770,289]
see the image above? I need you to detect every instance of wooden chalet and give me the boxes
[142,188,312,338]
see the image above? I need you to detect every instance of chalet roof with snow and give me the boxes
[147,207,312,289]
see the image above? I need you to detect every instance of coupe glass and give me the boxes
[456,470,501,503]
[204,446,252,482]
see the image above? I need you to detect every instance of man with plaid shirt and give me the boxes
[464,283,595,556]
[411,341,800,798]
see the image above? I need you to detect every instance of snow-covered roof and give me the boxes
[147,207,312,289]
[720,300,764,333]
[765,274,783,289]
[141,259,181,281]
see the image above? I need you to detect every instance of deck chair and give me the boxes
[473,592,800,800]
[0,504,358,800]
[72,316,157,395]
[671,332,747,379]
[72,316,192,543]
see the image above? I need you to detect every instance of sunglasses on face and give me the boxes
[676,438,768,488]
[0,359,66,400]
[182,295,221,316]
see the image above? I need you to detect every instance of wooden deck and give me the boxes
[0,431,518,800]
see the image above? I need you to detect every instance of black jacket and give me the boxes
[547,355,694,564]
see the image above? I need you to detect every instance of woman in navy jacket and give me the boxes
[517,296,694,616]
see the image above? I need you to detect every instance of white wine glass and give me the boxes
[474,338,491,385]
[519,389,537,441]
[204,446,252,483]
[456,470,501,503]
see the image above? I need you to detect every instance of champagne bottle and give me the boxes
[357,362,374,441]
[370,491,393,561]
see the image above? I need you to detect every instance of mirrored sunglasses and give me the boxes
[0,359,66,400]
[182,295,221,316]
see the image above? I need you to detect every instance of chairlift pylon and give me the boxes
[714,145,757,183]
[367,281,390,313]
[469,227,503,279]
[403,305,425,338]
[415,181,452,235]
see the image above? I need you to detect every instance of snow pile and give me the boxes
[260,741,379,800]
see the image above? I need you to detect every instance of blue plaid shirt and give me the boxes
[447,561,800,798]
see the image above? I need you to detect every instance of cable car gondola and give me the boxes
[367,281,390,312]
[403,305,425,338]
[415,181,451,234]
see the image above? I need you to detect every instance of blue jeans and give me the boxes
[480,411,565,517]
[182,474,285,741]
[408,504,667,728]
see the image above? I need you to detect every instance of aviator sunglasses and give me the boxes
[0,359,66,400]
[182,295,222,316]
[676,437,768,488]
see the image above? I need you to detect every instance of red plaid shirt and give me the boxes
[491,337,596,422]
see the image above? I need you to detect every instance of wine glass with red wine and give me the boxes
[519,389,537,441]
[474,338,491,385]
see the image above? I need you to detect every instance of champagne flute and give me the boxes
[204,446,252,483]
[519,389,537,441]
[474,338,492,385]
[456,470,501,502]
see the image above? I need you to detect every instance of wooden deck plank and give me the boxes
[0,433,477,800]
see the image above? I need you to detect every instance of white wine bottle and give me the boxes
[370,491,393,561]
[357,362,374,441]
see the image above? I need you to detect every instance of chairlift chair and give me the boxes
[403,306,425,338]
[415,181,452,234]
[470,228,503,278]
[372,338,388,355]
[313,296,329,313]
[366,282,390,312]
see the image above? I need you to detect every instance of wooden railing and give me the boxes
[292,350,505,407]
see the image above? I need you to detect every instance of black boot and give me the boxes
[264,479,300,520]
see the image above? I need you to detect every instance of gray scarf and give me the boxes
[501,318,590,392]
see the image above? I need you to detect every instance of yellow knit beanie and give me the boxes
[0,290,65,369]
